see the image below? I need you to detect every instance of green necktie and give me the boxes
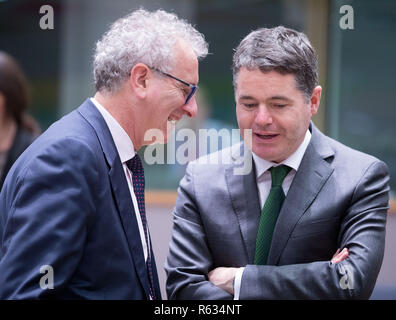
[254,165,291,265]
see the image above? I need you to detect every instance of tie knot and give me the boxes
[126,154,144,174]
[270,165,291,187]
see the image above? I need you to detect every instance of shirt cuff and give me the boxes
[233,267,245,300]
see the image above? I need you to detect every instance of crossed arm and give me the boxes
[208,248,349,295]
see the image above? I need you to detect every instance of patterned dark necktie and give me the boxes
[126,154,156,300]
[254,165,291,265]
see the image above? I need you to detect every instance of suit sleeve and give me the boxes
[239,160,390,299]
[0,138,98,299]
[165,162,233,300]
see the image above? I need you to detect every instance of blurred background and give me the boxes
[1,0,395,299]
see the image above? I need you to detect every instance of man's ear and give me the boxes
[310,85,322,115]
[128,63,151,99]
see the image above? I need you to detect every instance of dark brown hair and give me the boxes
[0,51,39,134]
[233,26,318,102]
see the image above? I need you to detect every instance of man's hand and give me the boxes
[331,247,349,264]
[208,267,239,295]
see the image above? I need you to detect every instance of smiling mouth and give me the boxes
[255,133,279,140]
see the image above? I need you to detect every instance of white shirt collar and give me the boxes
[90,97,135,163]
[252,129,312,179]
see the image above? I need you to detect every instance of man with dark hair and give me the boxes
[165,26,390,299]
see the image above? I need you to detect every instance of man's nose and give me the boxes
[182,96,198,118]
[255,104,273,126]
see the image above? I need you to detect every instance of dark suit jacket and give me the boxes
[165,123,390,299]
[0,99,161,299]
[0,126,36,190]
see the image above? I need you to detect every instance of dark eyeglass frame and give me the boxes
[152,68,198,104]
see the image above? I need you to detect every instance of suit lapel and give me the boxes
[225,144,261,263]
[267,123,335,265]
[77,99,151,299]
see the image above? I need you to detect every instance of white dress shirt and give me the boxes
[233,129,312,300]
[90,98,149,262]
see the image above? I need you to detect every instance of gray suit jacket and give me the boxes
[165,123,390,299]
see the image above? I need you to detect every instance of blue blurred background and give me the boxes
[1,0,395,299]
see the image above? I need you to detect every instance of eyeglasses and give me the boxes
[152,68,198,105]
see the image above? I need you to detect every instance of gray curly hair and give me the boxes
[93,8,208,92]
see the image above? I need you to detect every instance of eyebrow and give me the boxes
[269,95,293,102]
[238,95,256,100]
[238,95,293,102]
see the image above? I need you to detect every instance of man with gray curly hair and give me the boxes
[0,8,207,299]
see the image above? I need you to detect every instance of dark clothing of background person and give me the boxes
[0,125,36,190]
